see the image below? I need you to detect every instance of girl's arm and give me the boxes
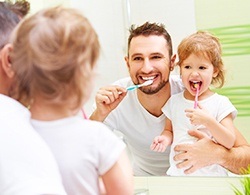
[102,149,134,195]
[150,118,173,152]
[162,117,173,142]
[186,105,235,149]
[203,113,236,149]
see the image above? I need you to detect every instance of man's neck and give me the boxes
[137,82,171,117]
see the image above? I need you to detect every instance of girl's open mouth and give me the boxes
[190,81,201,91]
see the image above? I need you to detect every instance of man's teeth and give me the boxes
[142,76,155,80]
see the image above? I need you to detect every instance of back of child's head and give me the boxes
[10,6,100,109]
[177,31,225,88]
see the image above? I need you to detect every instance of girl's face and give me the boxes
[180,53,218,100]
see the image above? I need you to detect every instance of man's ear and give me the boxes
[170,54,176,71]
[124,56,130,69]
[1,44,14,78]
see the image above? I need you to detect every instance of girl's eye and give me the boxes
[184,65,191,69]
[199,66,206,70]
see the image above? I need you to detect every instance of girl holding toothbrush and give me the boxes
[151,31,239,176]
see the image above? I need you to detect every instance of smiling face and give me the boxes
[125,35,175,94]
[180,53,219,100]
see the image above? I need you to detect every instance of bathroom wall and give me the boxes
[74,0,250,142]
[26,0,250,142]
[28,0,70,12]
[195,0,250,141]
[69,0,197,117]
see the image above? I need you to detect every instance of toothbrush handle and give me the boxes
[194,88,199,109]
[194,100,198,109]
[126,85,138,91]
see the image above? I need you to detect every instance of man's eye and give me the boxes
[133,57,142,61]
[151,56,162,60]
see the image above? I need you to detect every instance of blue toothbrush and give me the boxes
[126,80,153,91]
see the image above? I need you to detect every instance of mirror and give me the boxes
[82,0,250,177]
[29,0,250,177]
[78,0,250,143]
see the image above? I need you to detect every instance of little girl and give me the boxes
[10,6,133,194]
[151,31,239,176]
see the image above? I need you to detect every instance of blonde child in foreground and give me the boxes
[9,6,133,195]
[151,31,240,176]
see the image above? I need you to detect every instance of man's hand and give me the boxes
[173,129,225,174]
[90,85,127,121]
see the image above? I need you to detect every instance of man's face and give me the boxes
[125,35,174,94]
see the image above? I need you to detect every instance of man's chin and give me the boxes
[141,80,168,95]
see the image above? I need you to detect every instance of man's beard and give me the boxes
[140,79,169,95]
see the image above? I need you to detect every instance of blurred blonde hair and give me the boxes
[10,6,100,109]
[177,31,225,88]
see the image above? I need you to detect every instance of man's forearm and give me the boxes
[174,130,250,175]
[89,109,107,122]
[220,145,250,174]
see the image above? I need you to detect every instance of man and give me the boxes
[90,22,250,176]
[0,1,66,194]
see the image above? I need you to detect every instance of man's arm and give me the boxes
[222,144,250,174]
[174,129,250,174]
[221,126,250,173]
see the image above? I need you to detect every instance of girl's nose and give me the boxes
[191,70,199,77]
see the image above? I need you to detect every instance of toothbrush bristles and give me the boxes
[143,80,153,86]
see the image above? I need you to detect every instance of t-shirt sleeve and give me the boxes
[97,124,126,175]
[161,97,173,120]
[216,95,237,122]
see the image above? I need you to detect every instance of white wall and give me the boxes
[27,0,250,140]
[70,0,197,115]
[26,0,196,115]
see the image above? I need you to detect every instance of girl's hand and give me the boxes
[150,136,169,153]
[185,103,211,126]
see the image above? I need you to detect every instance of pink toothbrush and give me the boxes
[194,83,199,109]
[81,108,88,119]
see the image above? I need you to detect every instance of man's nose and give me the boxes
[141,58,153,73]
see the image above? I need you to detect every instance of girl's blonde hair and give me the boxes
[10,6,100,109]
[177,31,225,88]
